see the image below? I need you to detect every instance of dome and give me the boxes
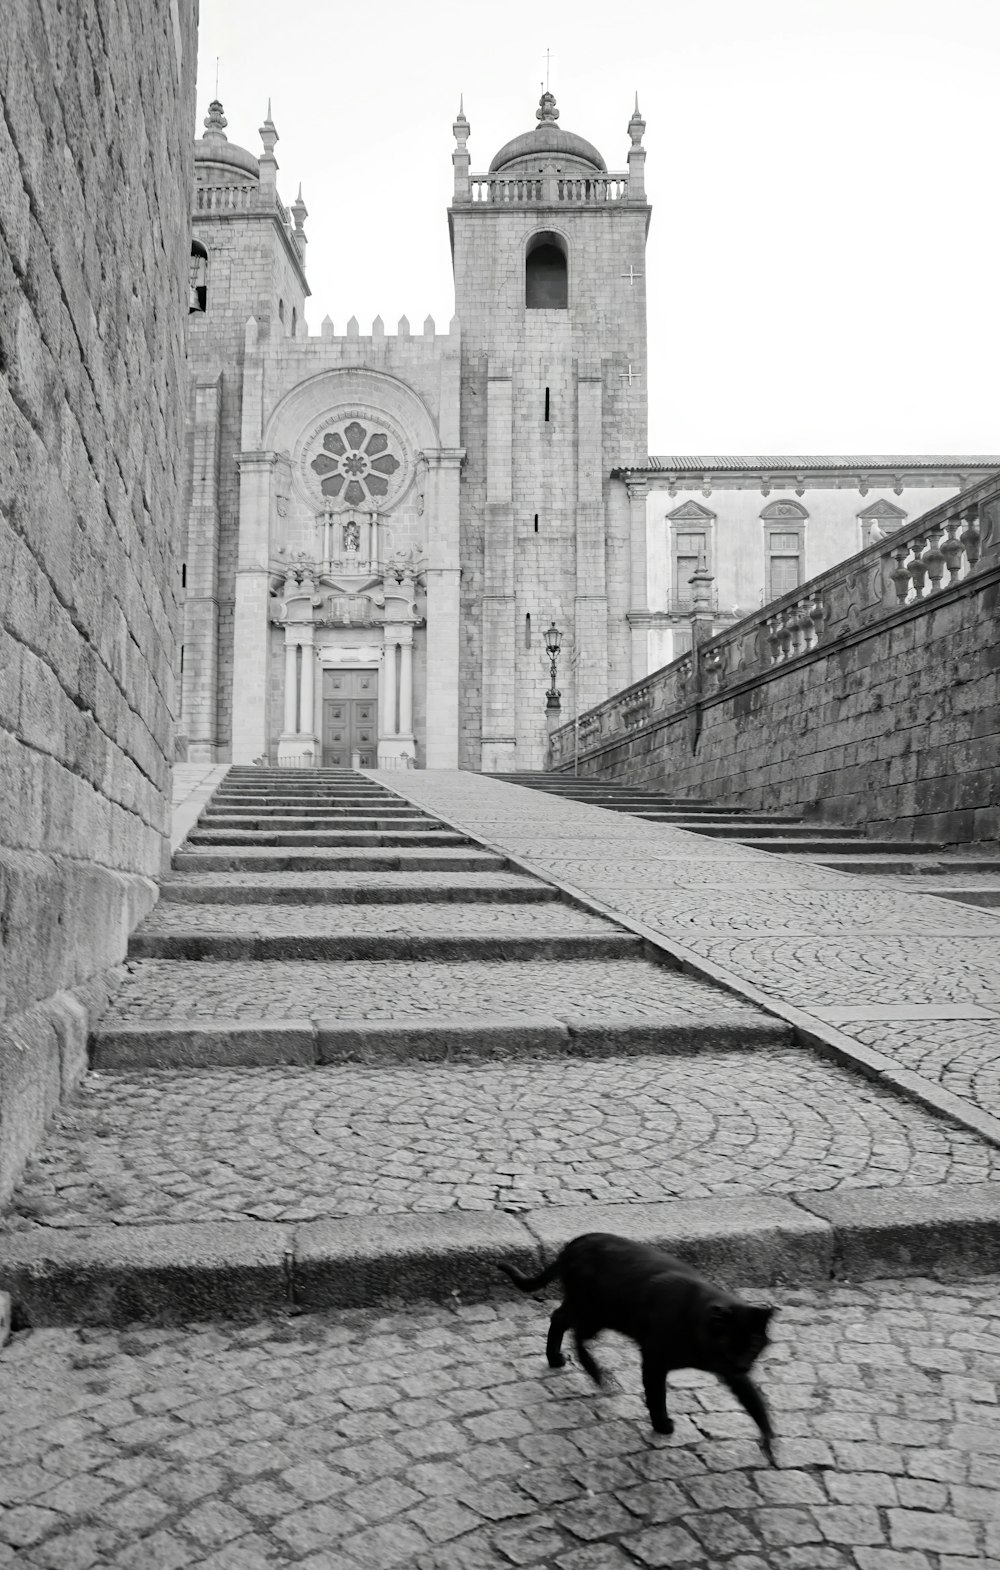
[194,99,260,181]
[489,92,606,174]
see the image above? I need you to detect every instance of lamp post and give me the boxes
[544,622,562,712]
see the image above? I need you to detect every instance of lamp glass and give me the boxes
[544,623,562,656]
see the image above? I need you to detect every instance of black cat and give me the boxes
[499,1231,777,1463]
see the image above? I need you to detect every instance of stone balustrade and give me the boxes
[550,471,1000,772]
[468,171,630,204]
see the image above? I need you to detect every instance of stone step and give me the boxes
[127,901,639,962]
[211,789,395,801]
[92,1010,790,1069]
[159,871,557,905]
[665,822,866,840]
[172,846,508,872]
[97,956,778,1038]
[197,814,435,832]
[185,828,467,847]
[750,839,947,857]
[205,803,419,817]
[919,888,1000,909]
[629,812,821,827]
[814,855,1000,875]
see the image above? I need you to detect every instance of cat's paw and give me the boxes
[650,1417,674,1436]
[547,1352,567,1369]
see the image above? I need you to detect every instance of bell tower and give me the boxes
[449,92,651,771]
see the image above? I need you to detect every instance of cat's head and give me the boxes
[706,1301,775,1372]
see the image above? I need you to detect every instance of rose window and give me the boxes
[309,420,401,506]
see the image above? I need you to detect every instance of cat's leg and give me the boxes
[546,1303,571,1369]
[641,1351,673,1435]
[722,1372,776,1465]
[572,1324,605,1387]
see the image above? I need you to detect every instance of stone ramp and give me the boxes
[3,766,1000,1324]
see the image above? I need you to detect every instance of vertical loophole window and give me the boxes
[544,387,550,422]
[525,614,532,649]
[179,644,185,676]
[188,241,208,314]
[291,305,297,337]
[534,513,539,533]
[278,298,285,325]
[526,231,568,308]
[181,562,187,589]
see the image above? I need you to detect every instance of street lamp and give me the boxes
[544,622,562,712]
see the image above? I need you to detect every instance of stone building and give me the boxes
[633,455,1000,673]
[181,90,651,772]
[180,91,997,770]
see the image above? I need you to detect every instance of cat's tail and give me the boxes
[497,1257,561,1294]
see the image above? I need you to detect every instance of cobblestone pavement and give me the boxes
[378,774,1000,1126]
[5,1051,998,1231]
[99,959,768,1025]
[834,1021,1000,1122]
[135,903,611,938]
[1,1277,998,1569]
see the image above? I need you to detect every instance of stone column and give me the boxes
[298,625,316,740]
[382,636,397,737]
[399,633,414,736]
[181,375,222,761]
[282,638,298,734]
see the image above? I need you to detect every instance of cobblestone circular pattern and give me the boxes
[1,1277,998,1567]
[6,1049,999,1229]
[835,1020,1000,1120]
[600,888,1000,936]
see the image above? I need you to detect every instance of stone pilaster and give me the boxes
[231,449,276,763]
[627,476,650,682]
[575,367,609,716]
[181,374,222,760]
[481,365,517,772]
[423,448,463,768]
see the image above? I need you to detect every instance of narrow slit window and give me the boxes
[544,387,550,422]
[181,562,187,589]
[534,513,539,533]
[525,614,532,649]
[179,644,185,676]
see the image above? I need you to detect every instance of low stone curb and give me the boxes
[3,1184,1000,1326]
[90,1015,792,1070]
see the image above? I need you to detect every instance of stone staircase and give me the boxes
[2,765,799,1321]
[494,773,1000,909]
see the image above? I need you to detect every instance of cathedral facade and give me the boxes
[182,92,650,771]
[181,94,996,770]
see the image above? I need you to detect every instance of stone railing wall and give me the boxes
[469,172,630,204]
[550,473,1000,842]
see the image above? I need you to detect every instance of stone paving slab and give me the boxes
[0,1277,998,1568]
[4,1051,998,1236]
[99,957,794,1026]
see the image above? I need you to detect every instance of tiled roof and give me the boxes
[636,456,1000,471]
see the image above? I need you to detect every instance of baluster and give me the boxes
[959,507,981,567]
[807,594,825,650]
[888,542,912,604]
[939,518,965,582]
[766,615,783,664]
[907,536,929,598]
[921,525,947,593]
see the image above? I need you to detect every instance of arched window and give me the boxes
[526,231,568,309]
[188,241,208,314]
[278,298,285,326]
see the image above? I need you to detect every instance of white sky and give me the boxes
[195,0,999,455]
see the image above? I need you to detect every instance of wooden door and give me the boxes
[322,669,379,768]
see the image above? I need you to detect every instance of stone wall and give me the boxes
[551,477,1000,844]
[0,0,198,1198]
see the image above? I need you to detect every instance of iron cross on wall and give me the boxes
[621,264,643,285]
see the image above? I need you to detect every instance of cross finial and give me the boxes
[215,57,219,96]
[543,47,553,91]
